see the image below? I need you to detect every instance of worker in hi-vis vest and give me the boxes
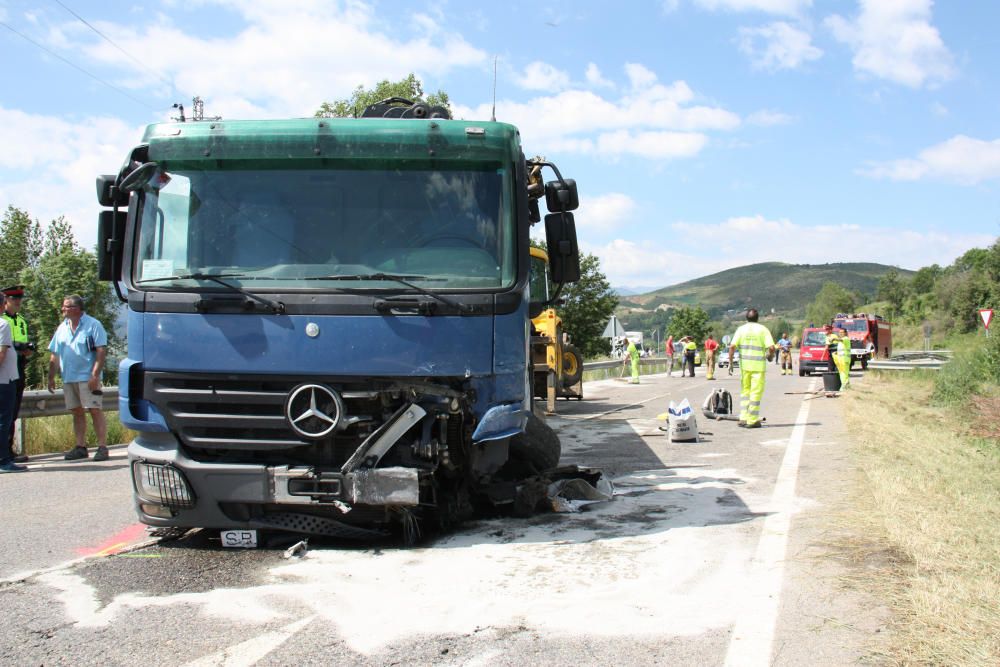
[728,308,776,429]
[626,337,640,384]
[835,327,852,390]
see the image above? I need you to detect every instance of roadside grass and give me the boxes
[838,370,1000,665]
[22,412,137,456]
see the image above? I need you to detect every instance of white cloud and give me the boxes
[826,0,954,89]
[746,109,794,126]
[737,22,822,70]
[587,214,993,288]
[577,193,638,232]
[61,1,488,119]
[516,61,571,92]
[585,63,614,89]
[455,64,739,160]
[930,101,948,117]
[0,107,141,246]
[860,135,1000,185]
[694,0,812,16]
[625,63,659,90]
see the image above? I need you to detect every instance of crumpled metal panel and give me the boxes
[346,467,420,506]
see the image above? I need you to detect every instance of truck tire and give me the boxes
[799,368,805,377]
[861,357,868,370]
[509,413,561,472]
[562,345,583,387]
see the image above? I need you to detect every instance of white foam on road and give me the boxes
[39,466,758,655]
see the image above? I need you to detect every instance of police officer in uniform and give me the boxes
[2,286,32,462]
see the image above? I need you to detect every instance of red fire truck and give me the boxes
[832,313,893,369]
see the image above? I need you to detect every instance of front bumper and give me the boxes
[129,432,420,529]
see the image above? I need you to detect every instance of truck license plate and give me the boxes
[220,530,258,548]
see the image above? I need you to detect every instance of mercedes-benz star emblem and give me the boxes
[284,383,343,440]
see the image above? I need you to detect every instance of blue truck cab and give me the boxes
[96,102,580,540]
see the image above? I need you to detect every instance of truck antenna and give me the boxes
[490,55,498,122]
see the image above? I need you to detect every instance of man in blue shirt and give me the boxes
[47,294,109,461]
[777,332,792,375]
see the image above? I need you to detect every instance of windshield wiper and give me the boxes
[306,273,473,314]
[137,273,285,314]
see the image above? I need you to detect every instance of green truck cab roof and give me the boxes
[141,118,522,165]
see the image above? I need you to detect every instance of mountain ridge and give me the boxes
[617,261,910,317]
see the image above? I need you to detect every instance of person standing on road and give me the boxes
[47,295,110,462]
[0,294,25,473]
[626,337,640,384]
[823,324,839,373]
[729,308,775,429]
[777,332,792,375]
[664,334,674,376]
[683,336,697,377]
[2,286,32,463]
[704,334,719,380]
[835,326,852,390]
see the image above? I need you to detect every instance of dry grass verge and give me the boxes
[22,412,137,456]
[838,372,1000,665]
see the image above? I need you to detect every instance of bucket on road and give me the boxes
[822,371,841,392]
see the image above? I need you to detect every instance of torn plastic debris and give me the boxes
[282,539,308,559]
[546,466,614,513]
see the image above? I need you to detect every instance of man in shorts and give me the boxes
[47,294,109,461]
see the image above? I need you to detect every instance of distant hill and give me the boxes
[612,286,644,296]
[618,262,912,318]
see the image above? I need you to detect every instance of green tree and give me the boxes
[805,282,856,326]
[766,317,794,343]
[667,306,710,343]
[556,253,618,359]
[316,73,452,118]
[910,264,942,295]
[20,243,120,388]
[0,206,44,282]
[876,269,907,317]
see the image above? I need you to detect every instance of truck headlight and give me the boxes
[133,461,195,509]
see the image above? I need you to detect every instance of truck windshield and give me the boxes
[133,163,514,290]
[834,320,868,332]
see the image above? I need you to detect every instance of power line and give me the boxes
[52,0,176,91]
[0,20,158,111]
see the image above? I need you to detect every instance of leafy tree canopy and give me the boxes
[667,306,710,343]
[805,282,857,327]
[556,252,618,359]
[316,73,451,118]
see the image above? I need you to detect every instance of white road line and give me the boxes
[183,616,315,667]
[723,379,817,667]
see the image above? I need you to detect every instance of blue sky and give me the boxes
[1,0,998,288]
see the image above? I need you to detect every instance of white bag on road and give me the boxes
[667,398,698,442]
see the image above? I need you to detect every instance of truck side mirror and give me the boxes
[97,174,128,207]
[97,210,127,282]
[544,179,579,212]
[544,212,581,284]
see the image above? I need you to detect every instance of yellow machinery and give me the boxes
[529,246,584,413]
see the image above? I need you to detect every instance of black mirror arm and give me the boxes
[110,202,127,303]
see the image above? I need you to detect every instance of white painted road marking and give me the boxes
[724,379,818,667]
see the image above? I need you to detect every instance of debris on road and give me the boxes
[282,539,309,559]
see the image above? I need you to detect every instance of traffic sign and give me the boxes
[980,309,993,330]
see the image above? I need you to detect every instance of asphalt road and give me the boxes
[0,364,886,666]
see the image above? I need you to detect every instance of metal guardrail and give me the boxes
[17,349,950,419]
[19,388,120,419]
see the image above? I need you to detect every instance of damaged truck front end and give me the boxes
[98,106,580,541]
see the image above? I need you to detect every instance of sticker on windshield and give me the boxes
[142,259,174,280]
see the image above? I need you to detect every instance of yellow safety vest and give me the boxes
[731,322,774,372]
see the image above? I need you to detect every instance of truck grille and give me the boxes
[144,372,380,452]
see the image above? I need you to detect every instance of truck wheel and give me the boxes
[509,413,561,472]
[799,368,805,377]
[861,357,868,370]
[562,345,583,387]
